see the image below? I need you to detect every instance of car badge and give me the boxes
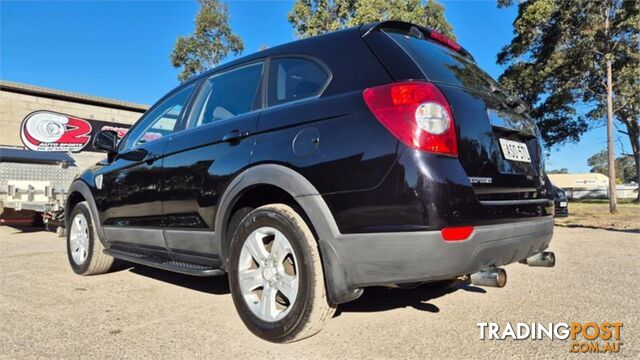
[469,177,493,184]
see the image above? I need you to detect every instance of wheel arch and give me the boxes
[66,180,108,246]
[215,164,338,258]
[215,164,360,304]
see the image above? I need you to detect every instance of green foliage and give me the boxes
[588,150,638,183]
[588,150,609,174]
[617,155,638,183]
[288,0,455,39]
[547,168,569,174]
[171,0,244,81]
[498,0,639,202]
[497,0,639,150]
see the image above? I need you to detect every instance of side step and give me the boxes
[104,248,225,277]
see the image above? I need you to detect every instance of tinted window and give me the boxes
[122,84,195,150]
[385,31,502,94]
[268,58,328,106]
[189,62,264,128]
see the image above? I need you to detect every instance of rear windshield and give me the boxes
[385,30,503,94]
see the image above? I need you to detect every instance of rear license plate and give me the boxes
[560,201,567,207]
[499,138,531,163]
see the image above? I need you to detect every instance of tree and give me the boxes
[588,150,638,183]
[497,0,640,209]
[289,0,455,39]
[171,0,244,81]
[547,168,569,174]
[617,155,637,183]
[588,150,610,176]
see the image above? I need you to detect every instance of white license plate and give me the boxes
[499,138,531,163]
[560,201,567,207]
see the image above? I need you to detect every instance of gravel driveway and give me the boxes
[1,225,638,359]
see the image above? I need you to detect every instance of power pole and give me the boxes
[606,60,617,213]
[605,2,617,213]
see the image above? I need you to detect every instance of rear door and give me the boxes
[365,28,545,199]
[160,61,264,258]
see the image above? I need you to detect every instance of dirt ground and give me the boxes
[0,225,638,359]
[555,201,639,232]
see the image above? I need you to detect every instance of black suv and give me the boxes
[65,21,555,343]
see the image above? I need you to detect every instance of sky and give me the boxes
[0,0,630,173]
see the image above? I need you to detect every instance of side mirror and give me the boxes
[93,130,119,153]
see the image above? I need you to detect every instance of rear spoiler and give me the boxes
[360,21,476,63]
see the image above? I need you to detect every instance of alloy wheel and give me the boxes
[69,213,90,265]
[238,226,299,322]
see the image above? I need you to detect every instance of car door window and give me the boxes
[189,62,264,129]
[121,84,195,150]
[267,57,329,107]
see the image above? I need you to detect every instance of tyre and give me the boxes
[66,201,114,275]
[228,204,336,343]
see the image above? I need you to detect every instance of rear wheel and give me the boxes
[66,201,113,275]
[228,204,335,343]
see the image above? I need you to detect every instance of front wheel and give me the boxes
[228,204,335,343]
[66,201,114,275]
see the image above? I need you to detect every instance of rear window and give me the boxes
[385,31,502,94]
[267,57,329,106]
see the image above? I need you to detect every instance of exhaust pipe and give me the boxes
[524,251,556,267]
[470,267,507,288]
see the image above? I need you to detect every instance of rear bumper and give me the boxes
[320,217,553,302]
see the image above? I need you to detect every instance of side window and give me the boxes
[121,84,195,150]
[189,62,264,128]
[267,57,329,106]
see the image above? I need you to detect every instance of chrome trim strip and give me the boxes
[479,199,551,206]
[474,187,537,195]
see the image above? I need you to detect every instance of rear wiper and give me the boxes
[491,86,528,114]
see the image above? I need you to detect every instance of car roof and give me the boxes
[188,26,361,83]
[149,24,372,113]
[183,20,473,86]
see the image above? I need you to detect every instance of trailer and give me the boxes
[0,147,78,231]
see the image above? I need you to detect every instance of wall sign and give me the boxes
[20,110,132,152]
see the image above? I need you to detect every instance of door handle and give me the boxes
[144,152,161,164]
[222,129,249,144]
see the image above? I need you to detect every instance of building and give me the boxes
[547,173,609,189]
[0,80,147,170]
[0,80,148,220]
[548,173,637,199]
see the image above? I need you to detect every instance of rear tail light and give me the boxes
[362,81,458,156]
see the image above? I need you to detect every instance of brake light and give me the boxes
[428,31,461,52]
[362,81,458,156]
[441,226,474,241]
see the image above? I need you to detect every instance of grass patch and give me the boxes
[555,201,640,232]
[570,198,638,204]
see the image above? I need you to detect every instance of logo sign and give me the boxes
[20,111,133,153]
[21,111,92,152]
[477,321,623,354]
